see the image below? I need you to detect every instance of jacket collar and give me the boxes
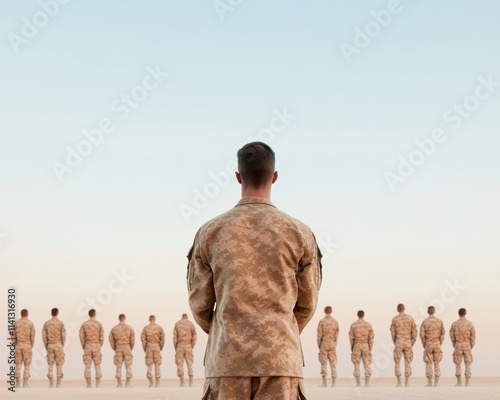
[235,196,276,208]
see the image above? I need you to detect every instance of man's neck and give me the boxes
[241,185,271,199]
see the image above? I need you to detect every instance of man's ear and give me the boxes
[271,171,278,184]
[235,171,243,184]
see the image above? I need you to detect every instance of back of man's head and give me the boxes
[119,314,126,322]
[21,309,28,318]
[324,306,332,315]
[458,308,466,317]
[51,308,59,317]
[357,310,365,318]
[88,309,96,318]
[237,142,275,188]
[427,306,435,315]
[397,303,405,313]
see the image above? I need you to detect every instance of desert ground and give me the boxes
[3,377,499,399]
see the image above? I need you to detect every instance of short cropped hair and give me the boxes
[357,310,365,318]
[324,306,332,314]
[237,142,275,188]
[458,308,466,316]
[21,309,28,317]
[427,306,435,314]
[397,303,405,312]
[88,309,96,317]
[51,308,59,316]
[119,314,126,321]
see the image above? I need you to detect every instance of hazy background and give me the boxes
[1,0,499,380]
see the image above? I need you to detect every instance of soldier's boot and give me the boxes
[49,378,54,388]
[425,377,433,387]
[465,377,470,387]
[355,377,361,387]
[331,377,336,387]
[189,376,193,387]
[96,379,101,388]
[86,378,92,388]
[116,378,123,388]
[434,377,439,387]
[320,376,327,387]
[405,377,410,387]
[364,377,370,387]
[455,376,462,387]
[23,379,31,388]
[148,378,154,388]
[125,378,132,388]
[395,376,402,387]
[180,377,185,387]
[56,378,62,388]
[155,378,160,388]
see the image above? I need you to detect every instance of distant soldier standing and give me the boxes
[79,309,104,388]
[109,314,135,388]
[42,308,66,388]
[450,308,475,387]
[317,306,339,387]
[419,306,445,387]
[390,303,417,387]
[349,310,374,387]
[14,309,35,388]
[173,314,197,387]
[141,315,165,387]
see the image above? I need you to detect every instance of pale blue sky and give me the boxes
[1,0,499,379]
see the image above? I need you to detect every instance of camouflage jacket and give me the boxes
[349,319,374,350]
[188,196,322,377]
[390,313,417,344]
[173,319,197,348]
[317,316,339,348]
[79,319,104,347]
[450,318,475,348]
[14,318,35,347]
[109,322,135,350]
[141,323,165,351]
[420,316,445,345]
[42,317,66,347]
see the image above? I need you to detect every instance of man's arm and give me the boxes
[159,327,165,351]
[449,323,456,347]
[42,323,48,349]
[470,323,476,349]
[99,324,104,347]
[411,318,417,346]
[368,326,374,351]
[419,322,426,346]
[317,320,323,348]
[334,321,339,343]
[348,325,354,351]
[30,323,35,348]
[79,325,85,348]
[141,327,147,352]
[390,319,396,344]
[130,328,135,350]
[294,240,322,333]
[187,237,216,334]
[61,322,66,347]
[439,321,445,345]
[191,323,197,348]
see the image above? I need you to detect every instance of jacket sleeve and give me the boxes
[141,328,147,351]
[61,322,66,347]
[42,323,48,348]
[470,323,476,348]
[390,319,396,344]
[31,323,35,348]
[130,328,135,350]
[187,235,216,334]
[316,320,322,348]
[160,327,165,350]
[79,324,85,348]
[419,322,425,346]
[294,238,322,333]
[368,325,374,351]
[191,323,197,348]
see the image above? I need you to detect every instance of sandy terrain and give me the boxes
[3,378,500,399]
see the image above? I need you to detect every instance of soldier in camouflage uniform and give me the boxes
[317,306,339,387]
[390,303,417,387]
[109,314,135,388]
[188,142,322,400]
[450,308,475,387]
[79,309,104,388]
[141,315,165,387]
[349,310,374,387]
[14,309,35,388]
[42,308,66,388]
[419,306,444,387]
[173,314,197,387]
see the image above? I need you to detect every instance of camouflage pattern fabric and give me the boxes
[109,322,135,379]
[450,318,475,378]
[317,316,339,377]
[141,323,165,379]
[173,318,197,377]
[14,318,35,380]
[79,319,104,379]
[349,320,374,378]
[420,316,445,378]
[188,196,322,379]
[390,314,417,377]
[43,317,66,379]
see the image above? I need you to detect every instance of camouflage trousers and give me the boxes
[145,344,162,379]
[175,343,193,378]
[15,342,32,380]
[202,377,307,400]
[114,346,133,379]
[351,343,372,378]
[423,341,443,378]
[453,343,473,378]
[393,339,413,377]
[46,342,65,379]
[83,343,102,379]
[318,344,337,377]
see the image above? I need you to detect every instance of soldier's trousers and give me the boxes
[145,344,162,379]
[46,342,65,379]
[114,346,133,379]
[423,341,443,378]
[175,344,193,377]
[453,343,473,378]
[202,377,307,400]
[351,343,372,378]
[318,345,337,377]
[394,339,413,377]
[83,343,102,379]
[15,343,32,380]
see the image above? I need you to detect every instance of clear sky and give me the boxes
[1,0,499,380]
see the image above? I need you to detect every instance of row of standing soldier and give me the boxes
[317,303,476,388]
[13,309,197,389]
